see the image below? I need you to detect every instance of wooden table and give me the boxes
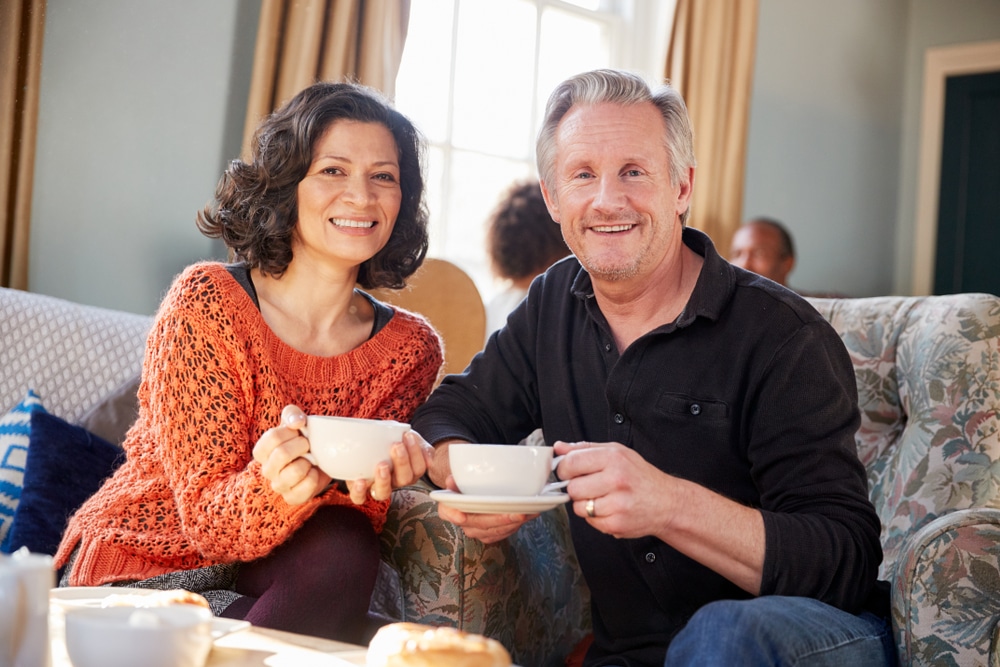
[49,602,369,666]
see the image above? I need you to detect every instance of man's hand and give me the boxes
[437,503,537,544]
[555,440,674,539]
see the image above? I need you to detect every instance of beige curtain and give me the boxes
[665,0,758,254]
[242,0,411,157]
[0,0,45,290]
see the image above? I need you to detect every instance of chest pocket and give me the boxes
[655,393,729,421]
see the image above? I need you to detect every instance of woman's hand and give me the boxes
[253,405,332,505]
[347,429,435,505]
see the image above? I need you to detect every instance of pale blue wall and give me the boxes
[29,0,259,314]
[744,0,1000,297]
[743,0,908,297]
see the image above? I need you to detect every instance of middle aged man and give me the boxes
[413,69,893,667]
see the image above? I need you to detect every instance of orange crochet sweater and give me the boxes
[55,262,443,586]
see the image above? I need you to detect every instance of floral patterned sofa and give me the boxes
[4,285,999,667]
[805,293,1000,667]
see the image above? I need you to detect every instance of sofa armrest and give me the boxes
[891,508,1000,667]
[380,480,591,667]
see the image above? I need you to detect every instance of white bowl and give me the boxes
[64,605,214,667]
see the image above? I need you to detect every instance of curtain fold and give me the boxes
[242,0,411,158]
[0,0,45,290]
[665,0,758,253]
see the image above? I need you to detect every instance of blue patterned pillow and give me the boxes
[0,389,48,550]
[6,412,124,555]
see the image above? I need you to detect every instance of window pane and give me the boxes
[451,0,537,159]
[443,150,534,294]
[536,8,612,125]
[423,145,447,257]
[395,1,455,143]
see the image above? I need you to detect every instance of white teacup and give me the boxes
[449,444,566,496]
[301,416,410,481]
[64,605,213,667]
[0,548,53,667]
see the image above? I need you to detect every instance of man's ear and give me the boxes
[677,166,695,215]
[540,179,560,223]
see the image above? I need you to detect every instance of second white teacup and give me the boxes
[449,444,565,496]
[301,416,410,481]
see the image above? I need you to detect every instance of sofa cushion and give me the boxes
[76,373,141,447]
[5,412,124,555]
[0,389,48,550]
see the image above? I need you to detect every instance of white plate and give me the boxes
[429,489,569,514]
[50,587,250,639]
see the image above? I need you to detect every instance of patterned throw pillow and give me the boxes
[0,389,48,549]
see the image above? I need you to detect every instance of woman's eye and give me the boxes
[373,172,398,183]
[321,167,342,175]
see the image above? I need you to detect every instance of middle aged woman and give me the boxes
[54,81,443,644]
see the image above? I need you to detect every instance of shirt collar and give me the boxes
[569,227,736,327]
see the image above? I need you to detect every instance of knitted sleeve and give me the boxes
[137,273,328,562]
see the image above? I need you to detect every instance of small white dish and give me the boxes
[50,587,250,639]
[64,605,214,667]
[429,489,570,514]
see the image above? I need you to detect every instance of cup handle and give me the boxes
[542,479,569,494]
[544,454,568,494]
[297,420,316,466]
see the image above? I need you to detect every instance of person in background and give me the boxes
[55,82,443,644]
[484,178,571,339]
[730,217,846,297]
[413,69,893,666]
[728,217,795,287]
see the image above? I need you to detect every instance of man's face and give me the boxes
[729,224,794,286]
[539,102,692,286]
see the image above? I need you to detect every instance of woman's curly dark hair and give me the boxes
[486,179,569,281]
[197,81,429,289]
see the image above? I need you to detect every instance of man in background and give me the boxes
[728,217,795,287]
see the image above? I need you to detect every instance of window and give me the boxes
[394,0,670,300]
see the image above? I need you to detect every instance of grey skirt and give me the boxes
[59,543,243,616]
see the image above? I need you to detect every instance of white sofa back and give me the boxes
[0,287,151,420]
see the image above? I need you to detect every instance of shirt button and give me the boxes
[690,403,701,416]
[604,343,612,352]
[613,413,624,424]
[645,552,656,563]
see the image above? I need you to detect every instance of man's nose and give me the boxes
[592,177,625,211]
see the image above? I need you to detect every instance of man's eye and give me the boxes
[625,169,642,177]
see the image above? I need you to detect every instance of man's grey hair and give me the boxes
[535,69,696,224]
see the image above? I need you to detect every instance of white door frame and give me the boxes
[913,40,1000,295]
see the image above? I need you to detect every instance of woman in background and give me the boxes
[55,82,443,643]
[484,179,571,339]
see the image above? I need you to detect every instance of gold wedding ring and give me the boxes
[585,498,596,518]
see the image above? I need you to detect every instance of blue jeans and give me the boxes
[664,596,896,666]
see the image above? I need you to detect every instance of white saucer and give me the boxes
[50,587,251,638]
[429,489,570,514]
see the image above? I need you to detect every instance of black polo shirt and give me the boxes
[412,228,883,667]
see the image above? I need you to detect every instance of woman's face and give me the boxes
[294,120,402,273]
